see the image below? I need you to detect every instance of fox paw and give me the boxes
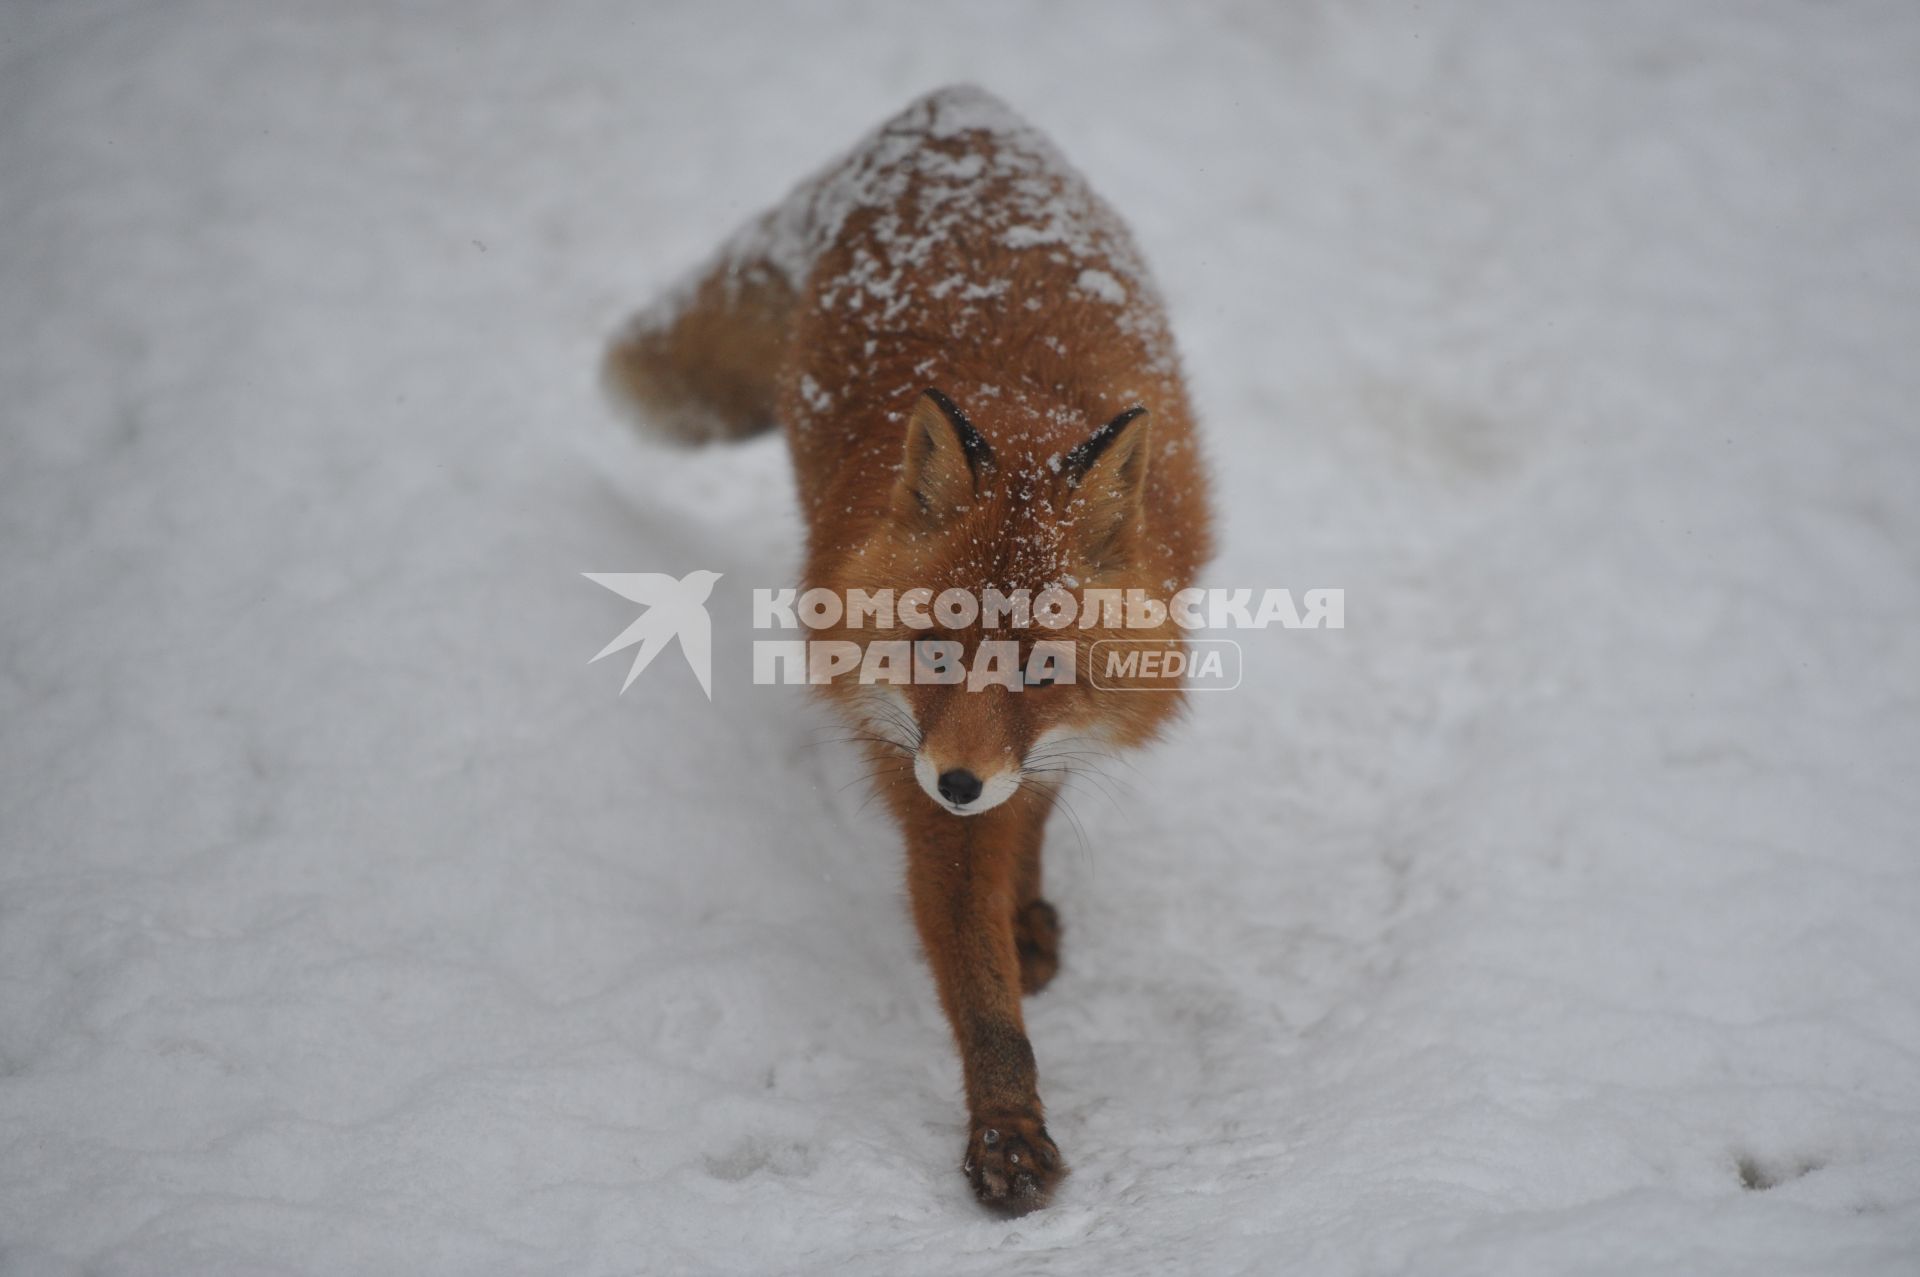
[1015,899,1061,995]
[964,1111,1065,1215]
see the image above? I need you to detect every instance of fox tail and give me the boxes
[600,223,798,446]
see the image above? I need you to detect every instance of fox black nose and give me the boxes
[937,769,983,806]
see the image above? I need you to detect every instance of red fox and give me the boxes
[604,85,1213,1214]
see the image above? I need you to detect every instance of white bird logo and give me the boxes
[583,570,723,698]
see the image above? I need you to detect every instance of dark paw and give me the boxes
[964,1110,1065,1215]
[1015,898,1061,995]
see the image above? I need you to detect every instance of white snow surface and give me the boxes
[4,3,1920,1274]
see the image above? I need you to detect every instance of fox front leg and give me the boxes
[900,793,1067,1214]
[1010,808,1062,995]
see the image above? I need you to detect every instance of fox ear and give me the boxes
[896,388,993,523]
[1062,406,1151,559]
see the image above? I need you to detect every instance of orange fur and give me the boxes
[606,86,1213,1214]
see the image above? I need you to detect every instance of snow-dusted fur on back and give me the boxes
[602,85,1176,449]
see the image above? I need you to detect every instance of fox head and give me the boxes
[816,387,1187,817]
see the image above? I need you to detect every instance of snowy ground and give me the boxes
[4,2,1919,1273]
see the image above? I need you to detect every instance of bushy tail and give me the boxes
[600,242,797,445]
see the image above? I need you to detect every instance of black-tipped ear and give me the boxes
[896,388,994,522]
[1063,406,1149,488]
[1062,406,1151,559]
